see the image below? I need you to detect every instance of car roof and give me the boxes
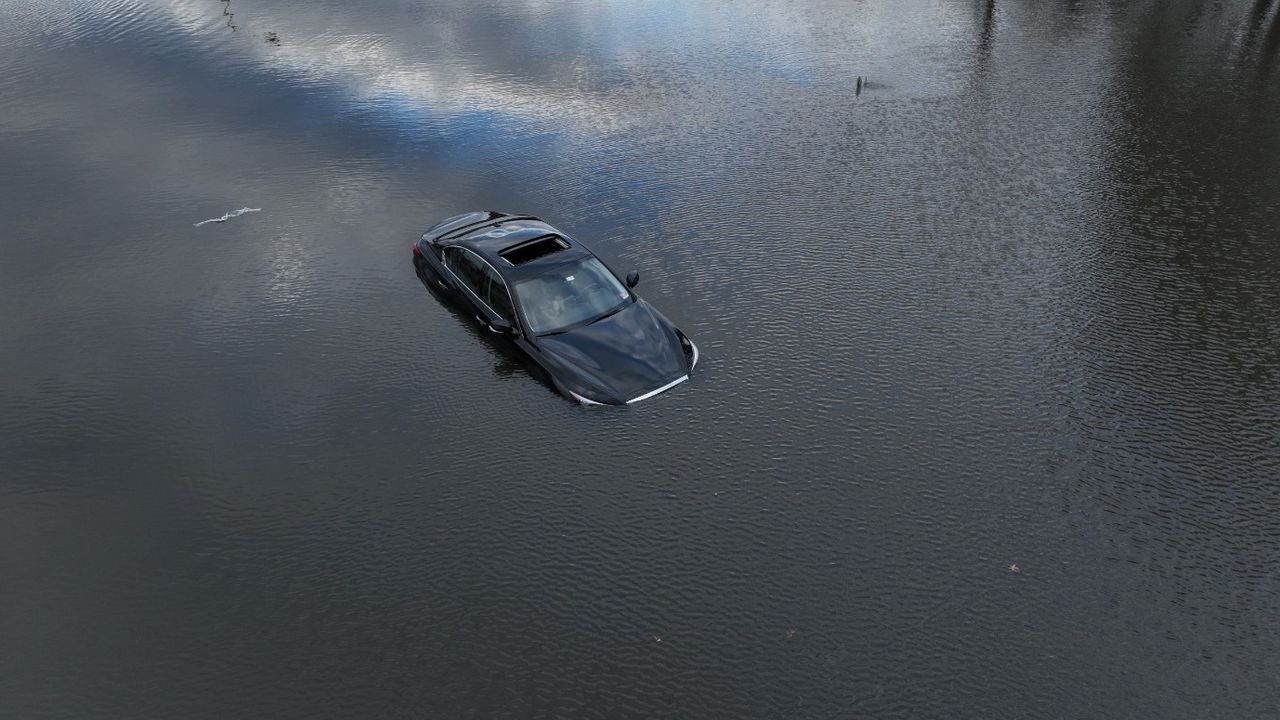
[446,216,595,280]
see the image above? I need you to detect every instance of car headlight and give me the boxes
[679,333,699,371]
[568,390,606,406]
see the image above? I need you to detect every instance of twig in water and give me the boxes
[194,207,261,227]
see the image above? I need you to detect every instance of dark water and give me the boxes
[3,0,1279,717]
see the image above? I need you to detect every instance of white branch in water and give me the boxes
[194,207,261,227]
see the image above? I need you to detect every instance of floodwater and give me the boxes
[2,0,1278,717]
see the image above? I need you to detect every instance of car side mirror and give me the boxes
[625,271,640,288]
[488,318,514,335]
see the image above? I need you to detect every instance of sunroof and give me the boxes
[499,235,569,265]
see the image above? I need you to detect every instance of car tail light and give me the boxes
[412,243,422,257]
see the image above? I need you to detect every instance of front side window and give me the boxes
[514,257,631,334]
[481,264,514,322]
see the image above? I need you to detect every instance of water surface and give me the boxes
[2,0,1279,717]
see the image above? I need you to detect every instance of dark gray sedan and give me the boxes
[413,212,698,405]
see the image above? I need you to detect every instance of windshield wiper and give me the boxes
[537,301,629,336]
[588,302,627,325]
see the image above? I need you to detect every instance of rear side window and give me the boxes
[446,247,514,323]
[445,247,486,297]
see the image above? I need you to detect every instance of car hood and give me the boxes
[537,299,688,402]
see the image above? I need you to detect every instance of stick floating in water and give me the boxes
[194,207,261,227]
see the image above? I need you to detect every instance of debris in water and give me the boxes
[194,207,261,227]
[785,629,797,640]
[264,31,280,44]
[222,0,237,32]
[1007,563,1021,574]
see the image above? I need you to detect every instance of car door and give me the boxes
[479,263,516,327]
[443,247,516,334]
[442,246,487,315]
[473,257,554,381]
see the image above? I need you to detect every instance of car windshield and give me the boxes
[515,257,631,334]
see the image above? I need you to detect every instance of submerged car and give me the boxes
[412,211,698,405]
